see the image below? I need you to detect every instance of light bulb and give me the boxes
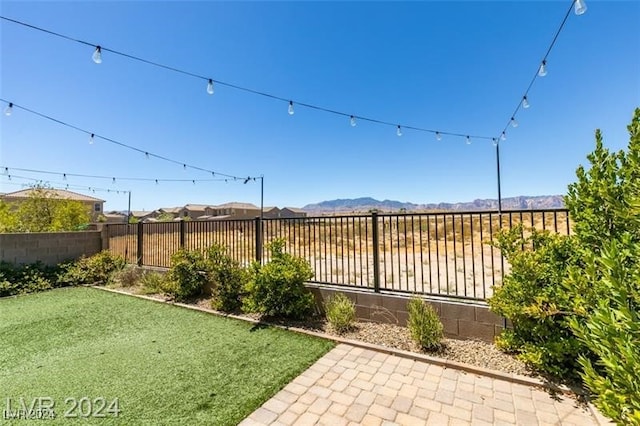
[522,96,530,109]
[511,117,519,128]
[155,179,158,185]
[92,46,102,64]
[574,0,587,15]
[288,101,294,115]
[183,164,187,170]
[4,103,13,116]
[211,172,215,177]
[3,167,8,175]
[466,136,471,145]
[436,132,442,141]
[112,177,116,184]
[7,175,11,181]
[145,152,150,160]
[538,60,547,77]
[63,173,67,181]
[397,125,402,137]
[207,79,214,95]
[350,115,356,127]
[493,138,498,147]
[501,132,507,141]
[192,180,196,185]
[89,133,95,144]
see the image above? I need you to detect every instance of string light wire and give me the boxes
[0,15,494,142]
[0,99,261,181]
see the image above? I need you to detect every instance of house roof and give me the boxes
[159,206,183,214]
[214,202,259,210]
[1,188,105,202]
[184,204,209,211]
[282,207,306,213]
[130,210,155,218]
[263,206,279,212]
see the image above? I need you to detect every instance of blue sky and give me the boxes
[1,1,639,211]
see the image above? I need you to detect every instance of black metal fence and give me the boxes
[106,209,570,301]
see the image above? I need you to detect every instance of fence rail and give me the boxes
[106,209,570,301]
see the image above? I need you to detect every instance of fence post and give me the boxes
[371,212,380,293]
[137,222,144,267]
[254,217,262,263]
[179,219,186,248]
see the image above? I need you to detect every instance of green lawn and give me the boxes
[0,287,334,425]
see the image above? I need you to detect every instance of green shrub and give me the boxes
[0,261,61,297]
[324,293,356,333]
[109,265,143,288]
[564,109,640,424]
[138,271,168,295]
[407,296,443,350]
[488,226,586,379]
[165,249,207,302]
[58,251,126,286]
[206,244,247,312]
[243,239,315,319]
[569,237,640,425]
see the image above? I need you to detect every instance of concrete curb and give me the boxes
[93,286,586,398]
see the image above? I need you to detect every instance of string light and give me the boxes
[0,17,494,144]
[436,132,442,141]
[207,79,214,95]
[510,117,519,128]
[0,165,257,184]
[574,0,587,15]
[4,102,12,116]
[493,138,498,147]
[501,132,507,141]
[89,133,95,144]
[155,179,158,185]
[92,46,102,64]
[145,152,150,160]
[538,60,547,77]
[396,125,402,137]
[522,96,530,109]
[1,173,132,195]
[350,115,356,127]
[466,136,471,145]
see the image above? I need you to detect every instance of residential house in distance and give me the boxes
[0,188,105,221]
[280,207,307,219]
[130,210,157,222]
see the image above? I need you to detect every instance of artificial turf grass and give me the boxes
[0,287,335,425]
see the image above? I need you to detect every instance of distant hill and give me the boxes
[302,195,565,213]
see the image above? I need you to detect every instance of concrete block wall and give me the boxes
[0,231,103,266]
[307,284,505,342]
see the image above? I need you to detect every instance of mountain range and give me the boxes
[302,195,565,213]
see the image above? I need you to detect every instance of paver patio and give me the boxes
[240,343,602,426]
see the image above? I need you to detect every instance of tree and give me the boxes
[0,200,19,232]
[0,185,91,232]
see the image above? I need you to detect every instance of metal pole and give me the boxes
[496,142,502,217]
[260,176,264,220]
[127,190,132,223]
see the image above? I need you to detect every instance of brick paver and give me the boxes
[239,344,601,425]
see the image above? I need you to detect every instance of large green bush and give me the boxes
[206,244,247,312]
[0,261,61,297]
[488,226,585,378]
[165,249,208,302]
[243,239,315,319]
[489,108,640,423]
[58,251,126,286]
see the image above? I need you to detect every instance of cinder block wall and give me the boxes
[0,232,103,266]
[307,284,505,342]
